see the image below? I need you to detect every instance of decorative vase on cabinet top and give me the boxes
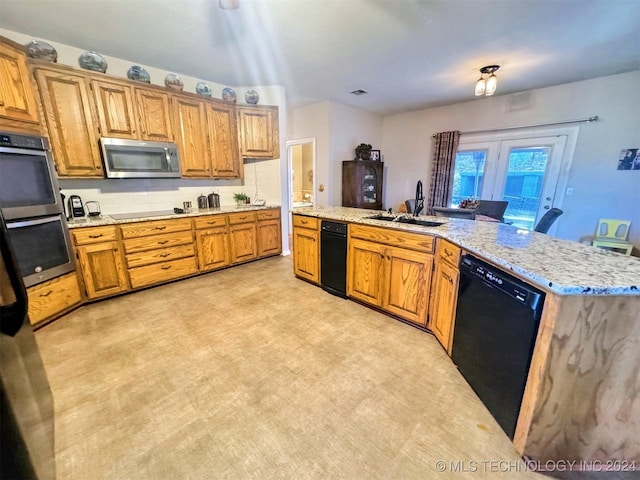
[222,87,237,103]
[164,74,184,91]
[244,90,259,104]
[196,82,212,97]
[78,50,107,73]
[127,65,151,83]
[25,40,57,62]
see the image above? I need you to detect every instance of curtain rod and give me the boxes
[432,115,599,137]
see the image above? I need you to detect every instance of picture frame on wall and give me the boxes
[370,150,381,161]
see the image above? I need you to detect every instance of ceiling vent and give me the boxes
[350,89,368,96]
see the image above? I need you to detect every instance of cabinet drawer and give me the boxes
[193,215,228,230]
[292,215,318,229]
[72,226,118,245]
[257,209,280,221]
[438,239,461,267]
[228,212,256,225]
[126,244,195,268]
[128,257,198,289]
[349,224,434,253]
[123,231,193,253]
[27,273,81,325]
[120,218,192,239]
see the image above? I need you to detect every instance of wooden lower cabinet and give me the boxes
[196,226,230,271]
[257,209,282,257]
[128,257,198,289]
[430,260,459,353]
[347,224,434,326]
[348,237,432,325]
[76,241,129,299]
[429,239,461,353]
[228,212,258,264]
[26,272,82,325]
[292,215,319,284]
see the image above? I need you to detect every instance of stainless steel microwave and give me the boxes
[99,138,181,179]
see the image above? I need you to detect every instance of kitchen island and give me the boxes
[292,206,640,468]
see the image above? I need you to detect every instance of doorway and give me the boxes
[286,138,316,234]
[452,127,578,232]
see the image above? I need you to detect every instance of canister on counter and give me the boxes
[197,194,209,209]
[208,192,220,209]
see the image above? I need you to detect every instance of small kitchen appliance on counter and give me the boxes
[85,201,101,217]
[67,195,85,219]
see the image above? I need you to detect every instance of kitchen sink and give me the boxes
[366,215,445,227]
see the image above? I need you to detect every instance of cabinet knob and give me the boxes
[0,100,5,107]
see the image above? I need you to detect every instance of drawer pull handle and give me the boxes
[301,220,308,224]
[161,265,172,270]
[159,252,170,258]
[89,234,104,239]
[155,226,167,231]
[158,240,169,245]
[207,221,217,225]
[40,290,53,297]
[444,249,453,257]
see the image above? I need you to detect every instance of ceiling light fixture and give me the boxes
[219,0,239,10]
[475,65,500,97]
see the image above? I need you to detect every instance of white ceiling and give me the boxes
[1,0,639,115]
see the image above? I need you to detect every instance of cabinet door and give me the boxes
[347,238,386,307]
[135,88,173,141]
[257,219,281,257]
[77,242,129,299]
[196,226,230,271]
[26,272,82,325]
[430,260,460,354]
[91,79,138,139]
[35,68,104,177]
[172,95,210,177]
[292,227,319,283]
[238,106,279,158]
[229,223,257,264]
[0,43,39,125]
[206,100,241,177]
[384,246,433,326]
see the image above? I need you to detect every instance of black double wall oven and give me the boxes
[0,131,75,287]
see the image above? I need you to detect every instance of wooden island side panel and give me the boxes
[522,294,640,463]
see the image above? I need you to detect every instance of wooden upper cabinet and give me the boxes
[171,94,210,177]
[135,88,173,142]
[0,42,39,125]
[34,67,104,177]
[91,79,138,139]
[206,100,241,178]
[238,106,279,158]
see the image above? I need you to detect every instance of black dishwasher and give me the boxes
[451,254,545,439]
[320,220,348,298]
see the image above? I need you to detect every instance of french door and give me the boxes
[452,134,569,230]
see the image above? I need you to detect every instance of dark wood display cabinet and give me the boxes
[342,160,384,210]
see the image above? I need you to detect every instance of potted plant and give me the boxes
[233,192,248,207]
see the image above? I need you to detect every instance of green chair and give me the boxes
[591,219,633,255]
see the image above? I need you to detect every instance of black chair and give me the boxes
[534,208,563,233]
[476,200,509,222]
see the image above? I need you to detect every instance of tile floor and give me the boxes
[35,256,562,479]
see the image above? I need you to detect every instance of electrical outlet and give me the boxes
[566,187,574,196]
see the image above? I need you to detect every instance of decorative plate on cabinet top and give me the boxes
[25,40,57,62]
[164,73,184,91]
[244,90,259,104]
[78,50,107,73]
[222,87,237,103]
[127,65,150,83]
[195,82,212,97]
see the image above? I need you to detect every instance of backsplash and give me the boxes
[58,158,280,215]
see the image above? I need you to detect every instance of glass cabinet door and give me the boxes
[362,167,377,205]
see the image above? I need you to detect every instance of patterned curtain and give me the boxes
[427,131,461,214]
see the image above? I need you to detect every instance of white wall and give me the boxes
[289,101,383,207]
[383,71,640,247]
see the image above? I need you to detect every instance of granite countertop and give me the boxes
[293,206,640,296]
[66,204,281,229]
